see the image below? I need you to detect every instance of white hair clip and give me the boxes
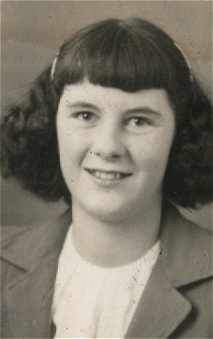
[50,53,59,81]
[174,42,193,82]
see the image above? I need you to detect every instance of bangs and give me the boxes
[53,19,188,94]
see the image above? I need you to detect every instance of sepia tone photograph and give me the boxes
[1,1,212,338]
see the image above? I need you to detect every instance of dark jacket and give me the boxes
[1,205,212,338]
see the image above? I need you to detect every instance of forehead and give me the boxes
[60,80,174,114]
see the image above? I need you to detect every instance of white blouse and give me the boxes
[52,226,160,338]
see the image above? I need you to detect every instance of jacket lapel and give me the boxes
[6,250,59,338]
[125,261,191,338]
[126,204,212,338]
[3,210,71,338]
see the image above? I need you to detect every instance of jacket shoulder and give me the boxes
[175,208,212,246]
[0,211,71,270]
[164,204,212,243]
[1,224,33,245]
[161,205,212,286]
[1,224,37,268]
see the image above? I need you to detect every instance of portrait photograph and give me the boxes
[1,1,212,338]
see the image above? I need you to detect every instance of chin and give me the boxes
[82,198,131,223]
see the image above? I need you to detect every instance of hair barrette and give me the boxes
[174,42,193,82]
[50,53,59,81]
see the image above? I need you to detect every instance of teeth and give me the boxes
[92,170,124,180]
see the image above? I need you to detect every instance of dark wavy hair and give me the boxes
[1,18,212,208]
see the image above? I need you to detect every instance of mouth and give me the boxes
[85,169,132,181]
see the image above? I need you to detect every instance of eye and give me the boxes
[125,116,150,128]
[72,111,96,122]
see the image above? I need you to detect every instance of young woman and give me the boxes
[1,18,212,338]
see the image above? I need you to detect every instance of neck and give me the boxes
[71,199,162,267]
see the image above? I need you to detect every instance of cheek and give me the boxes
[57,127,89,170]
[132,133,174,169]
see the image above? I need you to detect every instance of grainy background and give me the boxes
[1,0,212,229]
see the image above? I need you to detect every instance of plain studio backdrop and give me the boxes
[1,1,212,230]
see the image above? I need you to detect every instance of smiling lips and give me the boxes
[86,169,132,181]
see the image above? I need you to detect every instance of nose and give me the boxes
[91,124,126,160]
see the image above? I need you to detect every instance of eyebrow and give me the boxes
[67,102,99,110]
[67,101,162,117]
[125,107,162,117]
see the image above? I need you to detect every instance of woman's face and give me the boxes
[56,79,175,222]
